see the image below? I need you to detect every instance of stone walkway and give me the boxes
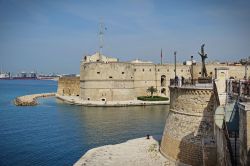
[14,93,56,106]
[74,136,175,166]
[56,95,169,107]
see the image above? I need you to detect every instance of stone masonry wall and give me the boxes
[161,86,218,166]
[57,76,80,96]
[239,102,250,166]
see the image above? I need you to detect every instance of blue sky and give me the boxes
[0,0,250,74]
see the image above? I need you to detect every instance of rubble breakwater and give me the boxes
[14,93,56,106]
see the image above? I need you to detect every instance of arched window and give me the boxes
[161,75,166,86]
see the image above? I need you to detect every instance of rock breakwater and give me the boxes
[14,93,55,106]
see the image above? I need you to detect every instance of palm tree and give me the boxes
[147,86,157,98]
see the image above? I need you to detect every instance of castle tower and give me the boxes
[160,83,219,165]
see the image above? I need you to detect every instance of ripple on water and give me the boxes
[0,80,169,166]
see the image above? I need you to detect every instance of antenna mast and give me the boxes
[99,20,105,55]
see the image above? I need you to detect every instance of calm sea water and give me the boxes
[0,80,169,166]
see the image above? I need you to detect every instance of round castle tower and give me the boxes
[160,84,219,165]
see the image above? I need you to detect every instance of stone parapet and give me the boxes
[161,85,218,166]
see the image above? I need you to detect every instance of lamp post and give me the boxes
[191,56,194,85]
[174,51,177,86]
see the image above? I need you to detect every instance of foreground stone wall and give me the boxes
[57,76,80,96]
[239,102,250,166]
[160,86,218,166]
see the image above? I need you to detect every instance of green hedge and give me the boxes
[137,96,169,101]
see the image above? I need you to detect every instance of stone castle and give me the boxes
[57,52,249,102]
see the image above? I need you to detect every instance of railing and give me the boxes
[231,80,250,97]
[170,78,213,88]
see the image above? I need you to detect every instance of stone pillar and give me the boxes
[214,67,229,105]
[160,85,218,166]
[239,102,250,166]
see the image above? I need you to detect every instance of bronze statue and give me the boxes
[198,44,208,77]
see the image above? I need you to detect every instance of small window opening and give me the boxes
[97,72,100,74]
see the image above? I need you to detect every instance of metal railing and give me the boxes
[170,78,213,88]
[231,80,250,97]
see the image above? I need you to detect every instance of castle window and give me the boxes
[161,75,166,86]
[181,70,183,72]
[87,97,90,100]
[97,72,100,74]
[158,69,160,72]
[167,69,169,72]
[109,76,113,78]
[134,69,136,72]
[122,72,125,74]
[210,72,213,75]
[142,69,144,72]
[149,69,151,71]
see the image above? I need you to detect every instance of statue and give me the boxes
[198,44,208,78]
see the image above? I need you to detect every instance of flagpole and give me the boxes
[161,48,163,65]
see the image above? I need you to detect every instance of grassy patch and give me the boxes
[137,96,169,101]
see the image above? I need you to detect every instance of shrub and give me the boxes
[137,96,169,101]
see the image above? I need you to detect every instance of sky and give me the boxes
[0,0,250,74]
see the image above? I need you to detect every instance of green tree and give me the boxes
[146,86,157,98]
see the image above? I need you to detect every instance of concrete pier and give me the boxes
[14,93,56,106]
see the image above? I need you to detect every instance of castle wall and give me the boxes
[133,63,157,97]
[57,76,80,96]
[79,57,247,101]
[193,64,249,79]
[80,62,135,101]
[160,86,218,166]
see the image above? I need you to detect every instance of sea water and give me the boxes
[0,80,169,166]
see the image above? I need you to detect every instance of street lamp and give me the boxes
[191,56,194,85]
[174,51,177,86]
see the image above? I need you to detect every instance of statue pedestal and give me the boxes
[198,77,212,83]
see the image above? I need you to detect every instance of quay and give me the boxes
[56,94,169,107]
[14,93,56,106]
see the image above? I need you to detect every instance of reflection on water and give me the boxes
[0,80,169,166]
